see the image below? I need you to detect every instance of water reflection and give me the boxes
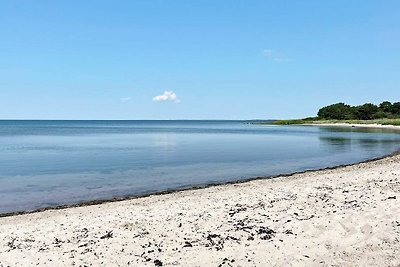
[318,126,400,153]
[319,136,353,152]
[152,134,177,151]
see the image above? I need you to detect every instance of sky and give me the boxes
[1,1,400,120]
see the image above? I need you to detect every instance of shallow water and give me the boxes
[0,120,399,214]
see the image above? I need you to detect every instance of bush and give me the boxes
[318,101,399,120]
[373,110,387,119]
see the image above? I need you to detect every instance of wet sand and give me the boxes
[1,154,400,266]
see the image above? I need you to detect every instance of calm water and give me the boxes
[1,120,400,214]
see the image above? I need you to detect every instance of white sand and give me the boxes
[1,155,400,266]
[305,123,400,130]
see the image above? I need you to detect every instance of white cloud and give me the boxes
[152,91,180,103]
[262,49,289,62]
[120,97,132,103]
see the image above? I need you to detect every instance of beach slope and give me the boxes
[1,155,400,266]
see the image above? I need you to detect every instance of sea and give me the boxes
[1,120,399,214]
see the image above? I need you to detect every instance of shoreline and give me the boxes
[304,123,400,130]
[2,151,400,265]
[1,148,400,265]
[1,150,399,219]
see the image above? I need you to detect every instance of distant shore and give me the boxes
[1,152,400,266]
[262,118,400,129]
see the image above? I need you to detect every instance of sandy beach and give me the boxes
[306,123,400,130]
[1,153,400,266]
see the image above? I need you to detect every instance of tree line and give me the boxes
[317,101,400,120]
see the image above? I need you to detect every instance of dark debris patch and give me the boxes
[228,204,247,217]
[257,226,276,240]
[154,259,163,266]
[218,257,235,267]
[343,200,360,209]
[183,241,193,248]
[7,237,18,251]
[100,231,113,239]
[283,229,294,235]
[205,234,225,251]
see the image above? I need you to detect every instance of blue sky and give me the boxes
[1,1,399,119]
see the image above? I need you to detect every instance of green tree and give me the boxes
[379,101,393,113]
[354,103,379,120]
[317,103,353,120]
[392,102,400,115]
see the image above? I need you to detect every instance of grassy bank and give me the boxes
[265,118,400,126]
